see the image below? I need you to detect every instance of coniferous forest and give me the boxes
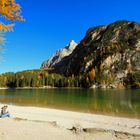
[0,69,140,89]
[0,70,87,88]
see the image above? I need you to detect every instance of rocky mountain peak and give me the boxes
[65,40,77,50]
[41,40,78,68]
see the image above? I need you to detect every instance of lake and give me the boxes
[0,88,140,118]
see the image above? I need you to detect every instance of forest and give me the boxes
[0,69,140,89]
[0,70,89,88]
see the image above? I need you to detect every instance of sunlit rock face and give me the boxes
[41,40,77,68]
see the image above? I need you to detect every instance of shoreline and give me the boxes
[0,103,140,135]
[0,102,139,120]
[0,86,84,90]
[1,86,139,90]
[0,86,57,90]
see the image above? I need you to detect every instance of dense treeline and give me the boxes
[0,70,89,88]
[0,69,139,88]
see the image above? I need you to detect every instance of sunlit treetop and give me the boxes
[0,0,24,44]
[0,0,24,32]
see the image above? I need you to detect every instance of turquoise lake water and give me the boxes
[0,88,140,118]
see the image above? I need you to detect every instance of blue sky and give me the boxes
[0,0,140,73]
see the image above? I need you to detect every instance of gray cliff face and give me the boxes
[41,40,77,68]
[51,20,140,88]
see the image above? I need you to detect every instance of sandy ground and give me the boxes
[0,103,140,140]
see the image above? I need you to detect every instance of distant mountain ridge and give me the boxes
[41,40,77,69]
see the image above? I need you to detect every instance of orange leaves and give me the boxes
[85,67,96,85]
[0,22,14,44]
[0,0,24,45]
[89,68,96,79]
[0,22,14,32]
[0,0,23,21]
[87,68,96,82]
[0,0,24,32]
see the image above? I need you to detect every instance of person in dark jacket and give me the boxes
[0,105,10,118]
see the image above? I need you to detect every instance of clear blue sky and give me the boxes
[0,0,140,73]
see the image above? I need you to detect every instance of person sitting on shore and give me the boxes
[0,105,10,118]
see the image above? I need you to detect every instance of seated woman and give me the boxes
[0,105,10,118]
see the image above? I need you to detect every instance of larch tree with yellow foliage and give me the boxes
[0,0,24,46]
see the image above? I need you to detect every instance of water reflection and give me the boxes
[0,89,140,118]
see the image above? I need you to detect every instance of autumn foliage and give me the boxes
[0,0,23,44]
[0,0,23,21]
[0,23,14,32]
[89,68,96,80]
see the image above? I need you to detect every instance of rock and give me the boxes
[41,40,77,68]
[90,84,98,89]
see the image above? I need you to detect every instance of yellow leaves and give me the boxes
[0,22,14,45]
[136,82,140,88]
[86,67,96,83]
[0,0,24,32]
[0,22,14,32]
[45,72,48,78]
[89,68,96,80]
[100,64,104,73]
[86,76,89,83]
[0,0,23,21]
[0,0,24,45]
